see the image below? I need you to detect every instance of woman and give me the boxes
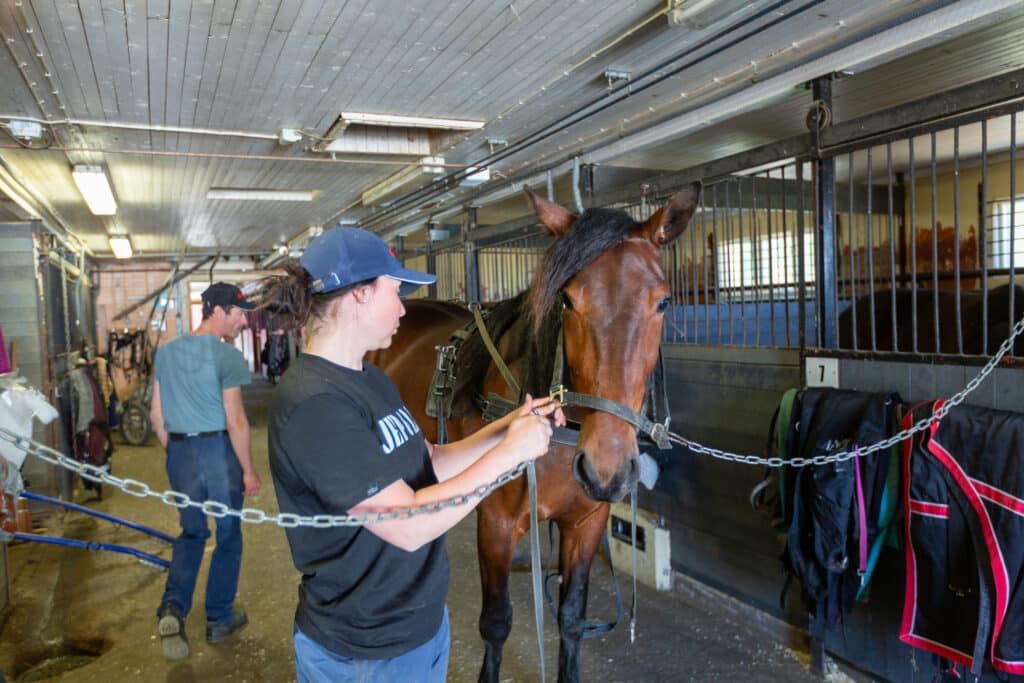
[259,227,563,683]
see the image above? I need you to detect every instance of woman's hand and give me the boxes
[498,394,564,465]
[520,393,566,427]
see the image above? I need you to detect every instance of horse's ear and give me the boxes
[524,186,576,236]
[640,181,702,247]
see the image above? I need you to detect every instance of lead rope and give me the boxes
[528,462,546,683]
[630,480,639,643]
[470,304,547,681]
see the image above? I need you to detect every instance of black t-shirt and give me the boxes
[269,353,449,659]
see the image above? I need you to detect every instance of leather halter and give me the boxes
[544,306,673,450]
[465,302,672,449]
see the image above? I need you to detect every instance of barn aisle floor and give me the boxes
[0,381,838,682]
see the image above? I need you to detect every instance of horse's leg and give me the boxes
[477,490,526,683]
[556,503,610,683]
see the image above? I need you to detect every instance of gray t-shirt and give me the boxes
[154,335,250,433]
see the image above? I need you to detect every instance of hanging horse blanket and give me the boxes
[58,367,112,471]
[783,388,901,632]
[901,400,1024,676]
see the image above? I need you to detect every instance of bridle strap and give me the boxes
[547,308,672,450]
[471,303,544,681]
[554,389,672,450]
[471,303,521,398]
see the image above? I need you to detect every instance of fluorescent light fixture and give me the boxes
[667,0,749,29]
[459,166,490,187]
[362,156,446,206]
[206,188,315,201]
[340,112,484,131]
[72,165,117,215]
[108,234,133,259]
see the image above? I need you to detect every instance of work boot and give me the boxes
[206,608,248,643]
[157,602,190,660]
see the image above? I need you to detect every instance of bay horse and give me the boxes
[369,182,701,682]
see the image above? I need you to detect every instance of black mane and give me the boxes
[527,207,639,330]
[455,206,640,402]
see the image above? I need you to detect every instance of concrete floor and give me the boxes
[1,381,838,682]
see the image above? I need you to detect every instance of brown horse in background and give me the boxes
[370,183,701,682]
[838,283,1024,356]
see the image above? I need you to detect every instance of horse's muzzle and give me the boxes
[572,450,638,502]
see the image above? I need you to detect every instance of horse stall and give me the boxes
[402,72,1024,682]
[0,222,100,614]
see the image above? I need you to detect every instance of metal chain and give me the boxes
[669,313,1024,468]
[0,429,529,527]
[5,316,1023,520]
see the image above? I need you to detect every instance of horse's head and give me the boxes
[525,183,701,502]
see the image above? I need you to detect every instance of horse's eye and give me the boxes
[657,297,670,313]
[562,294,574,311]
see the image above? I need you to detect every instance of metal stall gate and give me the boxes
[34,235,99,504]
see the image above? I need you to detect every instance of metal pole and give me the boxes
[394,236,405,265]
[426,222,438,300]
[812,75,837,348]
[464,207,481,304]
[581,163,595,209]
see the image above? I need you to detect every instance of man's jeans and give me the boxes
[293,607,450,683]
[159,432,243,624]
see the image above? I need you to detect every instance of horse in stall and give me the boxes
[838,283,1024,356]
[368,183,701,682]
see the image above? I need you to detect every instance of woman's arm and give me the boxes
[430,394,565,482]
[349,397,557,551]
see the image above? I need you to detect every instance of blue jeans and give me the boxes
[158,433,243,624]
[294,607,450,683]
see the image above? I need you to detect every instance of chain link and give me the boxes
[4,315,1022,522]
[0,429,529,527]
[668,314,1024,468]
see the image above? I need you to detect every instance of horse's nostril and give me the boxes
[573,452,588,484]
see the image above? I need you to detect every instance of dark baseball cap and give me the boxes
[201,282,255,310]
[300,227,435,298]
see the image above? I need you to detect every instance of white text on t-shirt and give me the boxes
[377,407,420,455]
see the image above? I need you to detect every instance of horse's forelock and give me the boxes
[527,207,637,333]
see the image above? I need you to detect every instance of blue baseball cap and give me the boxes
[300,227,435,298]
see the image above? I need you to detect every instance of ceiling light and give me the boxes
[459,166,490,187]
[666,0,750,30]
[206,188,316,201]
[362,157,446,206]
[339,112,484,131]
[72,165,117,215]
[108,234,133,259]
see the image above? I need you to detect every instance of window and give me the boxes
[987,196,1024,268]
[716,211,816,299]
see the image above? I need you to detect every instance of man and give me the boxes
[149,282,262,660]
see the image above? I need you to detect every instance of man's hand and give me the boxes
[242,470,262,497]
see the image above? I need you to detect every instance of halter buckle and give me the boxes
[548,385,567,404]
[649,419,672,450]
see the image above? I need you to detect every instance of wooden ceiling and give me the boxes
[0,0,1021,260]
